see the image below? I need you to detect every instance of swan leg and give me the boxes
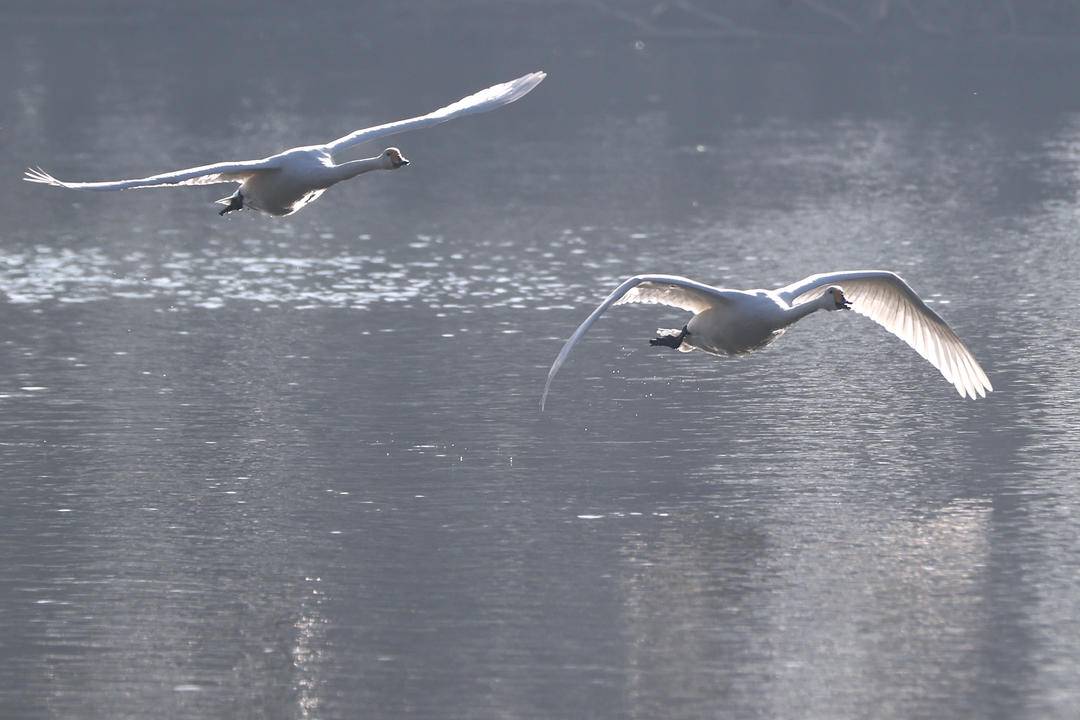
[218,191,244,216]
[650,325,689,350]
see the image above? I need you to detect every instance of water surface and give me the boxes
[2,3,1080,719]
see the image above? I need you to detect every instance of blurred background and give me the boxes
[3,2,1080,718]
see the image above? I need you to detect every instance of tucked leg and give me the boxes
[218,192,244,216]
[650,325,689,349]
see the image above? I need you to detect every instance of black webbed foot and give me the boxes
[218,192,244,216]
[650,325,689,349]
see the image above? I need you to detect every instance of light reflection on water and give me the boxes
[0,233,591,310]
[4,5,1080,720]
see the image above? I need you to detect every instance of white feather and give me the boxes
[322,71,546,154]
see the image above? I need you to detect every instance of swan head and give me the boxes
[826,286,852,311]
[382,147,410,169]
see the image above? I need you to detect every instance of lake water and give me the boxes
[3,2,1080,718]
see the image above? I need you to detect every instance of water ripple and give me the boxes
[0,237,601,310]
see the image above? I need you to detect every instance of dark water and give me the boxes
[3,2,1080,718]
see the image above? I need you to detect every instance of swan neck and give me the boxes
[784,294,831,324]
[330,156,386,183]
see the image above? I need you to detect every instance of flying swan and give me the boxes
[24,71,546,217]
[540,271,992,410]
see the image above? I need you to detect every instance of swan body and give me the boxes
[540,271,992,410]
[24,71,545,217]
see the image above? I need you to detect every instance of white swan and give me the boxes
[541,271,992,410]
[24,71,545,217]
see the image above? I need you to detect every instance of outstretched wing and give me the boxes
[777,270,992,399]
[23,158,279,192]
[321,71,545,155]
[541,274,728,411]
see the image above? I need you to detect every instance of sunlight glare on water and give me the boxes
[3,3,1080,720]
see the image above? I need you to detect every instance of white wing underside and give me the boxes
[778,270,992,399]
[321,71,546,155]
[540,274,727,410]
[23,159,277,191]
[614,280,721,314]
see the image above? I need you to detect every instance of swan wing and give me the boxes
[541,274,727,411]
[777,270,992,399]
[23,158,279,192]
[614,277,724,314]
[322,71,545,155]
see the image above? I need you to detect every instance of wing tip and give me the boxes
[956,377,993,400]
[23,166,64,187]
[964,356,993,399]
[505,70,546,100]
[540,373,557,413]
